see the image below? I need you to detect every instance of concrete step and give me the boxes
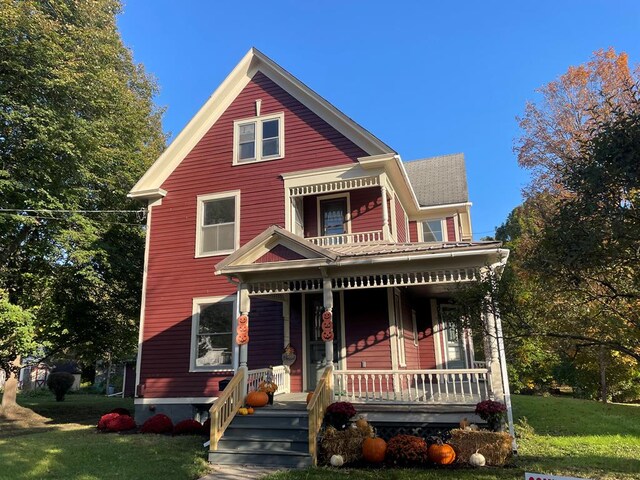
[218,438,309,453]
[223,426,309,441]
[210,449,312,468]
[231,412,308,428]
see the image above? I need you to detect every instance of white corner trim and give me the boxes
[189,295,237,373]
[195,190,241,258]
[387,288,398,371]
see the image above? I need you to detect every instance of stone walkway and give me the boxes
[199,465,286,480]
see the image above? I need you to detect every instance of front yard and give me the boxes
[1,392,639,479]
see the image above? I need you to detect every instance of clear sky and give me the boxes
[117,1,640,239]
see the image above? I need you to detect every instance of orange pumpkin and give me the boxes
[321,319,333,330]
[237,323,248,334]
[245,391,268,408]
[305,391,314,404]
[238,314,248,324]
[236,333,249,345]
[428,442,456,465]
[322,311,332,321]
[362,437,387,463]
[247,407,255,415]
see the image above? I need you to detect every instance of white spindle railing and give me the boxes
[334,368,491,404]
[246,365,290,396]
[473,361,487,369]
[307,230,383,247]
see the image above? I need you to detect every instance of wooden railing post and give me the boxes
[307,365,333,466]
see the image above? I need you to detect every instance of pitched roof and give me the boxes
[327,240,501,258]
[403,153,469,207]
[129,48,395,198]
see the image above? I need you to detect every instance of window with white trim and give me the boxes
[196,191,240,257]
[191,296,235,371]
[233,112,284,164]
[422,219,444,242]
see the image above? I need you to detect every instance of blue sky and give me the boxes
[118,1,640,239]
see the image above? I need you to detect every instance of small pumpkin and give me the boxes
[306,391,314,404]
[238,407,248,415]
[322,311,332,321]
[362,437,387,463]
[469,450,485,467]
[321,319,333,330]
[428,441,456,465]
[237,323,248,334]
[236,333,249,345]
[237,314,248,324]
[355,417,369,429]
[329,454,344,467]
[245,391,269,408]
[247,407,255,415]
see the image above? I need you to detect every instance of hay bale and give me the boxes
[448,429,513,466]
[320,423,374,464]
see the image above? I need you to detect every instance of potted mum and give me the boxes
[475,400,507,431]
[258,379,278,405]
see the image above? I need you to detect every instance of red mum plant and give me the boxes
[386,434,428,466]
[324,401,357,430]
[140,413,173,434]
[475,400,507,431]
[202,418,211,435]
[106,414,136,432]
[173,419,205,435]
[98,413,121,430]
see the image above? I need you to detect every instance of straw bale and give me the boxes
[448,429,513,466]
[320,423,375,464]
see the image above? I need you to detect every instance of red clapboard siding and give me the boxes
[408,220,418,243]
[394,197,408,242]
[255,245,306,263]
[247,299,284,369]
[446,216,456,241]
[417,301,437,369]
[140,71,368,398]
[343,290,392,370]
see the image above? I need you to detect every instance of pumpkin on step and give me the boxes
[245,391,269,408]
[306,391,314,404]
[428,440,456,465]
[362,437,387,463]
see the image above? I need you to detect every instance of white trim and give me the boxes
[195,190,241,258]
[316,192,351,237]
[387,289,398,371]
[135,397,218,405]
[431,299,444,369]
[393,288,406,367]
[135,199,157,395]
[301,294,307,389]
[127,187,167,201]
[339,291,346,370]
[232,112,285,165]
[190,295,237,372]
[283,296,291,347]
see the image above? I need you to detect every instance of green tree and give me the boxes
[0,1,164,365]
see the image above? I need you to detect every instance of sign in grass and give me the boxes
[526,474,592,480]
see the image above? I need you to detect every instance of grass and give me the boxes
[264,395,640,480]
[0,391,210,480]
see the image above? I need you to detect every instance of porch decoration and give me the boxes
[427,439,456,465]
[469,451,486,467]
[474,400,507,432]
[330,454,344,467]
[306,391,314,404]
[258,375,278,405]
[320,420,374,464]
[324,401,357,430]
[321,309,334,341]
[385,434,429,466]
[281,343,296,366]
[236,314,249,345]
[97,412,136,432]
[245,391,269,407]
[362,437,387,463]
[448,429,513,466]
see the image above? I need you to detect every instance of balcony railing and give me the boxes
[307,230,383,247]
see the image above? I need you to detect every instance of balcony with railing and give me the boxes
[306,230,384,247]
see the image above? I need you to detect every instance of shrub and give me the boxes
[140,413,173,434]
[385,434,428,466]
[202,418,211,435]
[47,371,75,401]
[173,419,204,435]
[324,401,357,430]
[105,414,136,432]
[98,413,121,430]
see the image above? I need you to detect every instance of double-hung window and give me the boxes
[191,296,235,371]
[196,191,240,257]
[421,219,444,242]
[233,112,284,164]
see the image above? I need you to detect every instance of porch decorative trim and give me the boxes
[289,176,379,197]
[246,268,480,296]
[334,368,491,404]
[209,368,245,451]
[307,364,333,466]
[307,230,383,246]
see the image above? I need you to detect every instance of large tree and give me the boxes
[0,1,164,367]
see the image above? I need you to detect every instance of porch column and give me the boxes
[381,185,390,240]
[237,283,251,399]
[484,306,504,401]
[322,277,334,367]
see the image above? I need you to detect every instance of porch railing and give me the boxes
[334,368,490,404]
[246,365,290,396]
[209,367,245,451]
[307,230,383,247]
[307,364,333,466]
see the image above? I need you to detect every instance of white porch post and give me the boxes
[484,306,504,401]
[381,185,390,240]
[238,283,251,399]
[322,277,334,366]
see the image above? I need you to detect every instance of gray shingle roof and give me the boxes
[403,153,469,207]
[328,240,501,258]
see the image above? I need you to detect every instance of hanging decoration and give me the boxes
[321,309,334,341]
[282,344,296,366]
[236,314,249,345]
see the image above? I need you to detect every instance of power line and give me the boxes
[0,208,143,214]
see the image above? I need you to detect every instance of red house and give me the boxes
[129,48,512,466]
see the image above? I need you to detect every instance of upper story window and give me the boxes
[317,194,350,237]
[233,112,285,165]
[190,295,235,371]
[422,219,444,242]
[196,191,240,257]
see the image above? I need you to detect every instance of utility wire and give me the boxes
[0,208,143,214]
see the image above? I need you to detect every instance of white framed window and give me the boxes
[195,191,240,257]
[421,218,445,242]
[316,193,351,238]
[393,289,406,367]
[233,112,285,165]
[190,295,236,371]
[411,309,419,347]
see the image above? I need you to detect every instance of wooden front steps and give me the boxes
[208,408,312,468]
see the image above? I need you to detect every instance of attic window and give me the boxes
[233,112,284,165]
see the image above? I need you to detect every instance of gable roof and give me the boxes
[403,153,469,207]
[129,48,395,198]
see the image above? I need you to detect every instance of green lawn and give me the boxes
[265,395,640,480]
[0,392,210,480]
[1,392,639,480]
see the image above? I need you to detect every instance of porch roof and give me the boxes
[327,240,501,258]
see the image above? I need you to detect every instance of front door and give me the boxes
[305,293,341,390]
[440,305,467,369]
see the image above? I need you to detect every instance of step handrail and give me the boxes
[306,364,333,466]
[209,367,245,451]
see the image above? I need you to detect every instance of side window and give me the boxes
[191,297,235,370]
[196,191,240,257]
[422,219,444,242]
[234,113,284,164]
